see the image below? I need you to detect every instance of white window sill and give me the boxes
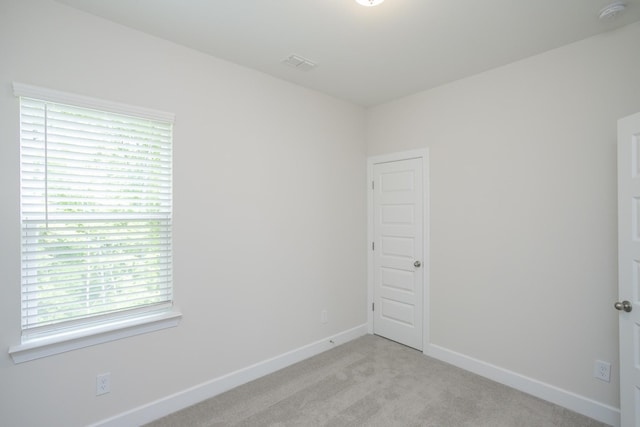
[8,310,182,364]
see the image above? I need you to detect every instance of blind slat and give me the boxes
[23,274,172,303]
[23,270,171,292]
[22,250,172,269]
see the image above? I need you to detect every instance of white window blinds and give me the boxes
[18,86,174,338]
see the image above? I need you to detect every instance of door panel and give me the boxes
[373,158,424,350]
[617,111,640,427]
[381,267,414,292]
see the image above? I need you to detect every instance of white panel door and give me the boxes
[618,111,640,427]
[373,158,424,350]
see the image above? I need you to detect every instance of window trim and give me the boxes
[10,83,181,363]
[9,309,182,363]
[13,82,175,123]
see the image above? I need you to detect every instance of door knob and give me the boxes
[414,260,421,268]
[614,300,632,313]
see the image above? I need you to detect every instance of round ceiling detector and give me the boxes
[599,2,627,21]
[356,0,385,6]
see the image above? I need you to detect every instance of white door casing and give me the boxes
[617,111,640,427]
[368,150,428,351]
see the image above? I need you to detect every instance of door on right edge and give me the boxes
[617,111,640,427]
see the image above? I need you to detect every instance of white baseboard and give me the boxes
[90,324,368,427]
[425,343,620,427]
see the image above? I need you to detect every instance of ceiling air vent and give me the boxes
[283,55,317,71]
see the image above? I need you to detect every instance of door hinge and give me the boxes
[372,241,375,251]
[372,180,374,190]
[372,302,375,311]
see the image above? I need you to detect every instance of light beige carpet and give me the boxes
[146,335,608,427]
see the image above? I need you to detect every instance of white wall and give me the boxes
[0,1,367,426]
[367,21,640,410]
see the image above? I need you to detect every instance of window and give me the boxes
[10,83,180,362]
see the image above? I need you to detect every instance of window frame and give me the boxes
[9,83,181,364]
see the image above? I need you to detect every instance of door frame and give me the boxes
[367,149,430,352]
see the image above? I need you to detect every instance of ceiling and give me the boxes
[56,0,640,106]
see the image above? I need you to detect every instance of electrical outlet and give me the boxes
[96,373,111,395]
[593,360,611,382]
[321,309,328,324]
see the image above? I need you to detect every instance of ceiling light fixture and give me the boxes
[599,2,626,21]
[356,0,385,7]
